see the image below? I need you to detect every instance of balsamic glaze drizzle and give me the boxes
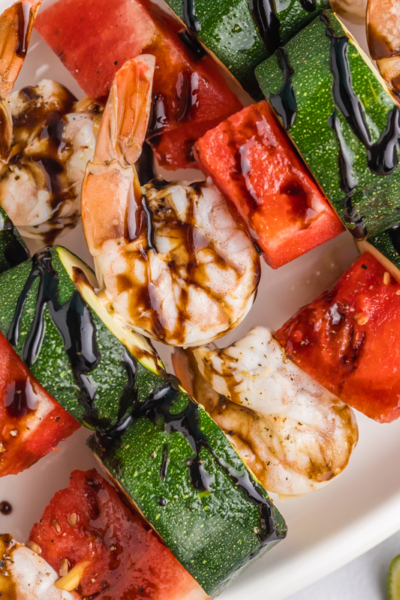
[136,142,157,186]
[299,0,317,12]
[160,443,170,479]
[0,501,12,516]
[6,250,138,429]
[182,0,201,34]
[178,30,205,60]
[367,108,400,175]
[388,224,400,255]
[15,0,32,58]
[321,12,400,236]
[269,48,298,130]
[148,94,168,137]
[5,378,38,418]
[141,196,158,253]
[249,0,281,56]
[0,213,30,269]
[100,379,282,552]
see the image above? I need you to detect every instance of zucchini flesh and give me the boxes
[0,207,29,273]
[89,382,287,596]
[0,247,164,431]
[256,10,400,239]
[164,0,329,98]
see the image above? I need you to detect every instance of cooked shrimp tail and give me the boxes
[82,55,155,257]
[0,0,43,161]
[0,0,43,99]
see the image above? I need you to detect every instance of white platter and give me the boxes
[1,2,400,599]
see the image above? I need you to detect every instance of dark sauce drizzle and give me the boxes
[299,0,317,12]
[147,94,168,138]
[100,378,283,553]
[15,0,32,58]
[182,0,201,33]
[141,196,158,253]
[0,501,12,516]
[0,213,30,269]
[269,48,298,130]
[136,142,157,186]
[178,29,205,60]
[6,250,138,429]
[249,0,281,56]
[5,378,38,418]
[9,85,77,246]
[388,224,400,255]
[321,12,400,237]
[160,443,170,479]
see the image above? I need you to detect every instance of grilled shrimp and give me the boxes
[0,81,101,242]
[0,534,81,599]
[82,56,260,347]
[0,0,43,161]
[174,327,358,496]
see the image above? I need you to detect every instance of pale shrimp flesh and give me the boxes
[0,0,43,161]
[0,81,101,241]
[82,56,260,347]
[0,534,81,600]
[367,0,400,98]
[174,326,358,496]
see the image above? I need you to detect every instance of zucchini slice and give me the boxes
[358,227,400,281]
[164,0,329,98]
[256,10,400,239]
[0,246,166,431]
[0,207,29,273]
[88,382,287,596]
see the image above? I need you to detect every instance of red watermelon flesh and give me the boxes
[0,331,79,476]
[194,101,344,269]
[29,469,208,600]
[35,0,242,166]
[276,253,400,423]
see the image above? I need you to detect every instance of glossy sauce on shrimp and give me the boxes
[175,327,358,496]
[82,56,260,347]
[0,82,101,242]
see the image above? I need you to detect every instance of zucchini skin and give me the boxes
[164,0,329,98]
[0,247,163,431]
[256,10,400,239]
[0,207,29,273]
[89,384,287,596]
[365,227,400,271]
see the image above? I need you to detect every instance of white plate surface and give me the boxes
[0,2,400,599]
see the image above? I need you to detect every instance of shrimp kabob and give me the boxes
[80,56,359,499]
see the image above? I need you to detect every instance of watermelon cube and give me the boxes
[194,101,344,268]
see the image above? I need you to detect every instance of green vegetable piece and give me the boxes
[89,385,287,596]
[164,0,329,98]
[0,246,165,431]
[256,10,400,239]
[0,207,29,273]
[389,554,400,600]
